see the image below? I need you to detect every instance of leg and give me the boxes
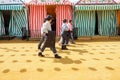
[70,31,75,44]
[38,37,44,49]
[50,45,61,59]
[58,37,62,46]
[38,43,46,57]
[38,34,45,49]
[38,35,47,57]
[65,31,70,45]
[61,35,68,50]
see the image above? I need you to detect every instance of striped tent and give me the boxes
[9,10,28,37]
[75,11,95,36]
[75,5,120,11]
[0,5,24,10]
[97,10,117,36]
[29,5,47,38]
[56,5,72,36]
[0,4,28,37]
[0,11,5,36]
[28,0,73,38]
[75,4,120,36]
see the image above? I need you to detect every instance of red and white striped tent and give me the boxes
[27,0,73,38]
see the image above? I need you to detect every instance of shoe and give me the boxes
[61,45,68,50]
[55,54,62,59]
[62,48,68,50]
[38,52,45,57]
[38,46,40,49]
[38,47,42,51]
[71,42,75,44]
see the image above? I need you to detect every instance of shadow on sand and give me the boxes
[53,56,82,64]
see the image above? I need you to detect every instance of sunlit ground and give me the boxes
[0,37,120,80]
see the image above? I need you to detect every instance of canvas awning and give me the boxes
[28,1,73,5]
[0,5,24,10]
[75,4,120,11]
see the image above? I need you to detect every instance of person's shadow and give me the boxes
[53,56,82,64]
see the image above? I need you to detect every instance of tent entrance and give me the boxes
[46,5,56,17]
[117,11,120,35]
[2,10,11,35]
[95,11,99,35]
[46,5,56,31]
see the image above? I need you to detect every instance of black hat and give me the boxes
[46,15,52,21]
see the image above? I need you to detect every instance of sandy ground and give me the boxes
[0,38,120,80]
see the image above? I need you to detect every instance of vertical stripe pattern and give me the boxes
[9,10,27,37]
[29,5,46,38]
[0,5,24,10]
[56,5,72,36]
[0,11,5,36]
[75,11,95,36]
[97,10,117,36]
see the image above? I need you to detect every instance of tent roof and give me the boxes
[75,4,120,11]
[27,0,73,5]
[76,0,116,5]
[0,4,24,10]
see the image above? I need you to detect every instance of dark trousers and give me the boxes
[64,31,70,44]
[41,42,57,54]
[40,32,57,54]
[68,31,74,43]
[62,35,68,45]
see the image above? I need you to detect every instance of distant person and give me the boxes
[67,20,75,44]
[60,19,69,50]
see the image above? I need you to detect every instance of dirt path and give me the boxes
[0,39,120,80]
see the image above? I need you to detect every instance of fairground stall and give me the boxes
[28,0,73,38]
[75,0,120,37]
[0,0,28,38]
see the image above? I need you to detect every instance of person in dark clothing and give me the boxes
[51,17,56,31]
[60,19,69,50]
[38,15,61,59]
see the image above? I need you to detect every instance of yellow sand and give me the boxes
[0,38,120,80]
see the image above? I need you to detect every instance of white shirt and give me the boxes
[67,23,72,31]
[41,21,51,34]
[61,23,69,35]
[41,23,46,34]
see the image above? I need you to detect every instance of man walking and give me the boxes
[38,15,61,59]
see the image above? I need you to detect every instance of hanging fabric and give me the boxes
[75,11,95,36]
[117,11,120,34]
[56,5,72,36]
[9,10,27,37]
[97,10,117,36]
[0,11,5,36]
[29,5,47,38]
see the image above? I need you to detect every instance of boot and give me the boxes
[55,54,62,59]
[38,52,45,57]
[61,45,68,50]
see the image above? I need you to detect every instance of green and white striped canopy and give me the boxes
[0,5,24,10]
[75,4,120,11]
